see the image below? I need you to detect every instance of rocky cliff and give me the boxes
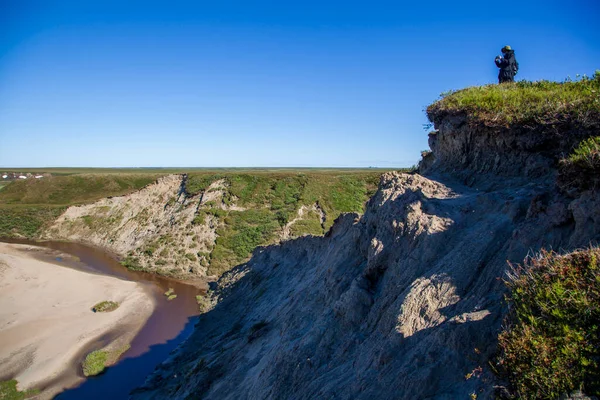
[131,80,600,399]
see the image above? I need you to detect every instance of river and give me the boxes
[1,239,206,399]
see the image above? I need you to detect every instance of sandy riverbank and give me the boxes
[0,242,155,398]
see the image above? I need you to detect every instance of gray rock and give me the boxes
[132,113,600,400]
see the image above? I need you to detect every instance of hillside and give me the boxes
[0,173,161,238]
[131,75,600,399]
[0,170,386,279]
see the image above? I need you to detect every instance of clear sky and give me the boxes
[1,0,599,168]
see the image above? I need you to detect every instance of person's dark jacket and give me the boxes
[495,50,518,83]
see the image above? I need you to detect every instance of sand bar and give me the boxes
[0,242,155,397]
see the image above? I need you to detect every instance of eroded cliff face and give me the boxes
[131,110,599,399]
[421,112,598,187]
[43,175,217,279]
[42,175,332,280]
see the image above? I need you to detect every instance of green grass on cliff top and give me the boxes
[427,71,600,126]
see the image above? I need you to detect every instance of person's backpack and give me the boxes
[513,60,519,76]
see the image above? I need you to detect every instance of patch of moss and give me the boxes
[192,211,207,225]
[81,344,131,377]
[0,380,39,399]
[184,253,197,262]
[196,294,212,312]
[289,218,324,237]
[120,256,143,271]
[82,349,108,376]
[91,301,119,313]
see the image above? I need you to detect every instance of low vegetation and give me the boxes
[289,218,323,237]
[0,173,160,238]
[0,205,65,238]
[0,380,39,400]
[91,301,119,313]
[187,171,382,230]
[497,248,600,399]
[0,174,159,205]
[558,136,600,192]
[196,294,212,313]
[427,71,600,126]
[82,349,108,376]
[186,171,386,275]
[82,344,131,377]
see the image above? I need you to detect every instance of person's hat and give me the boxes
[501,45,512,52]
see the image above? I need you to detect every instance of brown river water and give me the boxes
[1,239,207,399]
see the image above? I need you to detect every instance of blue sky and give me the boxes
[1,0,599,168]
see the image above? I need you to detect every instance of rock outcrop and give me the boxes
[131,105,599,399]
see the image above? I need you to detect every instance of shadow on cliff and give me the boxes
[135,175,590,399]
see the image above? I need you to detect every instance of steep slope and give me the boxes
[43,172,382,279]
[132,77,600,399]
[44,174,215,278]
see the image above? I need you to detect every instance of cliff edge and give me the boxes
[132,75,600,399]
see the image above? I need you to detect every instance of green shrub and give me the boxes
[192,211,206,225]
[207,208,226,218]
[497,248,600,399]
[120,256,142,271]
[143,244,157,256]
[0,379,39,399]
[558,136,600,192]
[91,301,119,313]
[81,344,130,377]
[82,350,108,376]
[185,253,197,262]
[567,136,600,167]
[159,248,169,257]
[0,205,65,238]
[196,294,212,312]
[81,215,95,228]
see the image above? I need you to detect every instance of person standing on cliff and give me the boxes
[495,45,519,83]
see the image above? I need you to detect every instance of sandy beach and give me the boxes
[0,242,155,397]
